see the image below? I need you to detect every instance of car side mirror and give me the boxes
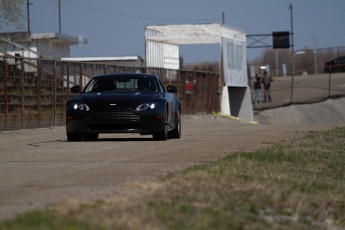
[71,85,81,93]
[167,85,177,93]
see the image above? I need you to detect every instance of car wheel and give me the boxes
[67,132,82,142]
[153,108,168,141]
[169,109,181,139]
[83,133,99,141]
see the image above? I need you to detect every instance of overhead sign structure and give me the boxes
[272,31,290,49]
[246,31,291,49]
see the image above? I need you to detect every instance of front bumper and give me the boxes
[66,110,165,134]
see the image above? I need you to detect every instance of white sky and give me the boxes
[3,0,345,63]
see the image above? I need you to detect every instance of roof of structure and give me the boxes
[31,33,88,45]
[145,23,246,45]
[61,56,143,62]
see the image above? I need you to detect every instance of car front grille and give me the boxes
[88,108,140,121]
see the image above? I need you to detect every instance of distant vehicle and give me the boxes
[324,56,345,73]
[66,73,181,141]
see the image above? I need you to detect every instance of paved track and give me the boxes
[0,114,338,220]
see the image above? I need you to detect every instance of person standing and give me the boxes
[253,74,262,103]
[262,71,273,102]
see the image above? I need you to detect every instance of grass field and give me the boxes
[1,127,344,230]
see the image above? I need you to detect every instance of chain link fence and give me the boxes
[250,47,345,110]
[250,66,345,111]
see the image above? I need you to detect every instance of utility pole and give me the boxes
[289,3,294,104]
[27,0,31,33]
[58,0,62,33]
[313,37,318,74]
[275,50,279,76]
[222,12,225,24]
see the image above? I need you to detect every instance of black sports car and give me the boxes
[66,73,181,141]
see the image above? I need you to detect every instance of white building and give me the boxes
[0,31,88,59]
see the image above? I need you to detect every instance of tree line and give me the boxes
[250,47,345,76]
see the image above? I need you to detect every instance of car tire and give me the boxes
[67,132,82,142]
[153,108,168,141]
[169,109,181,139]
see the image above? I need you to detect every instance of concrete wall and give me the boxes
[221,86,254,122]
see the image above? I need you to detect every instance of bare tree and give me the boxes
[184,61,219,72]
[0,0,25,30]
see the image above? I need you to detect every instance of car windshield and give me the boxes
[84,76,159,93]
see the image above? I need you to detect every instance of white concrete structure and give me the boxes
[145,24,253,122]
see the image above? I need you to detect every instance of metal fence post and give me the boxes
[328,69,332,98]
[290,72,294,104]
[3,57,8,130]
[66,62,70,97]
[20,58,25,129]
[53,61,57,127]
[37,59,41,127]
[79,63,83,90]
[103,65,107,74]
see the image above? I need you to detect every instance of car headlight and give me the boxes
[73,103,90,111]
[136,102,157,111]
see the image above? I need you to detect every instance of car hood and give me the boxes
[76,91,162,109]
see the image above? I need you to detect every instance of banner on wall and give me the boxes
[222,37,248,87]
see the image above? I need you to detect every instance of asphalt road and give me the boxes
[0,114,338,220]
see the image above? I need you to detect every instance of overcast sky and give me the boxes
[4,0,345,63]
